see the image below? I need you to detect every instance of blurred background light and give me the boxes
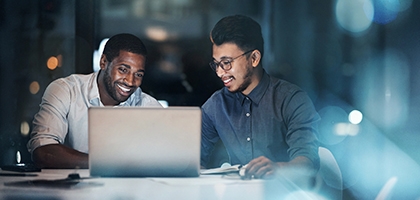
[20,121,30,136]
[355,48,410,130]
[16,151,21,163]
[335,123,360,136]
[348,110,363,124]
[47,56,59,70]
[318,106,348,145]
[146,26,170,42]
[57,54,63,67]
[335,0,374,33]
[29,81,40,95]
[398,0,413,11]
[372,0,399,24]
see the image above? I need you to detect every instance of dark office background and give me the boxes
[1,0,420,199]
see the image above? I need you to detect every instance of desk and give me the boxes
[0,169,304,200]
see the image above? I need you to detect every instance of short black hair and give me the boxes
[210,15,264,58]
[102,33,148,62]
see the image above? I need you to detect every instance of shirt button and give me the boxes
[247,137,251,142]
[246,113,250,117]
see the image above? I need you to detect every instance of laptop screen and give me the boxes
[88,106,201,177]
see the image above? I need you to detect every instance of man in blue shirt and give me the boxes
[201,15,320,179]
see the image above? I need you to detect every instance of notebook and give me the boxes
[88,106,201,177]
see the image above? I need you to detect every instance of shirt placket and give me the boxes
[243,96,253,161]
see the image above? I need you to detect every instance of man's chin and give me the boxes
[114,95,131,104]
[227,88,240,93]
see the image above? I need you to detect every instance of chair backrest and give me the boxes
[313,147,343,200]
[375,176,398,200]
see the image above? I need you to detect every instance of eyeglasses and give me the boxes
[209,49,255,71]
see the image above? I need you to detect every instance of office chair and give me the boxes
[375,176,398,200]
[265,147,343,200]
[313,147,343,200]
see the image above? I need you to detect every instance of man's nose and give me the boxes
[124,74,135,86]
[216,66,225,78]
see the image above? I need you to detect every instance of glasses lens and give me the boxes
[220,60,231,71]
[209,61,217,71]
[210,58,236,71]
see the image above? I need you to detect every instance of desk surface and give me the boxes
[0,169,303,200]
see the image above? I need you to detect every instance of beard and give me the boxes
[103,67,128,103]
[232,65,253,93]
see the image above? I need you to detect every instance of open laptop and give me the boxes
[88,106,201,177]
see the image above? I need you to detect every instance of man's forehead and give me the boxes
[212,43,241,59]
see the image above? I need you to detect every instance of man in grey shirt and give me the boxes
[27,33,161,169]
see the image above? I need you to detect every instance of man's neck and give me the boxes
[241,67,264,96]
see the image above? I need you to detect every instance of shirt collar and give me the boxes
[235,70,270,105]
[89,71,102,106]
[119,87,143,106]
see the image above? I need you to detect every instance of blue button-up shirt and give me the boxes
[201,70,320,168]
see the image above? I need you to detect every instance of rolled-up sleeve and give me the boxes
[27,80,70,153]
[283,90,320,169]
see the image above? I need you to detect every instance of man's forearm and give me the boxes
[278,156,317,175]
[275,156,317,189]
[32,144,88,169]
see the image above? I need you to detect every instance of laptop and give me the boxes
[88,106,201,177]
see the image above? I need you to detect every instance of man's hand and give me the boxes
[243,156,316,180]
[32,144,88,169]
[243,156,279,179]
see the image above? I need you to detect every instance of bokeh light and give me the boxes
[47,56,59,70]
[20,121,30,136]
[398,0,413,11]
[146,26,169,42]
[16,151,21,163]
[318,106,348,145]
[354,48,410,130]
[335,0,374,33]
[56,54,63,67]
[372,0,399,24]
[348,110,363,124]
[29,81,40,95]
[335,123,360,136]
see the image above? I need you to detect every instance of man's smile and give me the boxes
[116,83,132,94]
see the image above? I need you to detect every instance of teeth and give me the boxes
[117,84,130,92]
[223,77,233,83]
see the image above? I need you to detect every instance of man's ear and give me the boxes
[251,50,261,68]
[99,54,107,70]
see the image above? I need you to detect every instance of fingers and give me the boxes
[245,156,277,179]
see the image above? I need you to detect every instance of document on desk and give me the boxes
[200,164,242,175]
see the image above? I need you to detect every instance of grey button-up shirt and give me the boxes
[27,71,161,154]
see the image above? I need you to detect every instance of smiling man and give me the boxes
[27,33,161,169]
[200,15,321,180]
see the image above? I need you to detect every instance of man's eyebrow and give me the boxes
[121,64,145,73]
[121,64,132,69]
[213,56,233,61]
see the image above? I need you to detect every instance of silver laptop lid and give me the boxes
[88,106,201,177]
